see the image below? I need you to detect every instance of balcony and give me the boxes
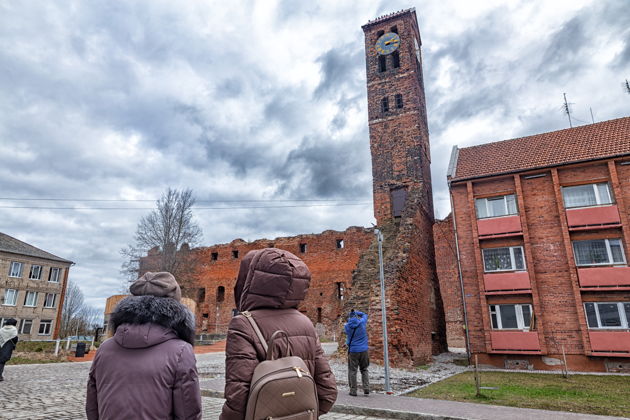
[589,331,630,356]
[577,266,630,289]
[477,215,522,238]
[484,271,531,293]
[566,205,621,229]
[490,331,540,353]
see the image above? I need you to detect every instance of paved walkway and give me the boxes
[1,349,625,419]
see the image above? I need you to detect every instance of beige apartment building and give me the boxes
[0,232,72,340]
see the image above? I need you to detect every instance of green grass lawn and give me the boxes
[7,356,67,365]
[410,371,630,417]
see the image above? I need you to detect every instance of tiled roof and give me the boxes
[0,232,73,264]
[450,117,630,181]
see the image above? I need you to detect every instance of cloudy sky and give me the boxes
[1,0,628,309]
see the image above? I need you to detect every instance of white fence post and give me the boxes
[54,339,61,356]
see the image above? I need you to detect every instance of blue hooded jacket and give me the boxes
[344,310,368,353]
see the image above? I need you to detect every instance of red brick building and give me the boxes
[446,117,630,371]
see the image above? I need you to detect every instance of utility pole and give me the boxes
[375,228,392,394]
[563,93,572,128]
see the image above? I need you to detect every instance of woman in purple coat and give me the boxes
[86,272,202,420]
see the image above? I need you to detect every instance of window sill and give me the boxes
[23,305,37,308]
[477,214,519,220]
[565,203,615,210]
[2,304,16,307]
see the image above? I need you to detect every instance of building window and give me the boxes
[336,239,344,249]
[392,51,400,68]
[584,302,630,329]
[390,26,398,34]
[197,288,206,303]
[24,291,37,307]
[391,187,407,217]
[378,55,387,72]
[217,286,225,303]
[232,250,239,259]
[211,252,218,261]
[380,97,389,113]
[48,267,61,283]
[3,289,18,306]
[317,307,322,323]
[20,319,33,335]
[376,30,384,39]
[38,320,52,335]
[489,304,532,330]
[475,194,518,219]
[9,262,22,278]
[336,282,344,300]
[562,183,612,208]
[573,238,626,266]
[395,93,403,108]
[299,243,307,253]
[482,246,526,272]
[29,265,43,280]
[44,293,57,308]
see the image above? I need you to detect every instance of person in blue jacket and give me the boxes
[344,309,369,396]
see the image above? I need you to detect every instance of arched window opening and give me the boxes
[317,307,322,323]
[217,286,225,303]
[381,97,389,113]
[378,55,387,72]
[392,51,400,68]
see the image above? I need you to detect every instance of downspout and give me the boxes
[446,145,472,360]
[449,186,472,361]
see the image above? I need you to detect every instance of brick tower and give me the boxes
[341,9,446,367]
[364,8,432,223]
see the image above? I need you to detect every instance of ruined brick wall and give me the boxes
[138,227,374,337]
[433,216,466,351]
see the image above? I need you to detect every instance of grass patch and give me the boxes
[7,356,67,365]
[16,341,57,353]
[410,371,630,417]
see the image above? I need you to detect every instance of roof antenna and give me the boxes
[563,93,573,128]
[589,107,595,124]
[625,79,630,94]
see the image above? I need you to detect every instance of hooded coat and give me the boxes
[220,248,338,420]
[86,295,202,420]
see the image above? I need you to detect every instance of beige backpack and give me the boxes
[242,311,319,420]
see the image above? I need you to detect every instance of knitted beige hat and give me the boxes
[130,272,181,301]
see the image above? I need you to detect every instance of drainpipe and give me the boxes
[449,186,472,360]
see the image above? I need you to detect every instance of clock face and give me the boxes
[375,32,400,55]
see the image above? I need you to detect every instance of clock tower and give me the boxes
[347,9,445,366]
[362,8,432,224]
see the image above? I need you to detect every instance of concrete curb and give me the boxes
[201,389,466,419]
[331,404,467,420]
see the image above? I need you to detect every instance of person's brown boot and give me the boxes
[349,391,357,396]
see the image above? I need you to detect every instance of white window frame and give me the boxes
[584,302,630,329]
[9,261,22,278]
[44,293,57,308]
[562,182,613,209]
[20,319,33,334]
[482,246,526,272]
[573,238,627,267]
[48,267,61,283]
[29,265,43,280]
[475,194,518,219]
[3,289,18,306]
[38,320,52,335]
[24,291,38,307]
[489,304,532,330]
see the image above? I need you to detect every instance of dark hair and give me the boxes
[4,318,17,326]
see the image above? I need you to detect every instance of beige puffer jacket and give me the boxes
[220,248,338,419]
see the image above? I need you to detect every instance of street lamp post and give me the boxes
[375,228,392,394]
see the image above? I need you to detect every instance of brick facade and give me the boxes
[448,129,630,371]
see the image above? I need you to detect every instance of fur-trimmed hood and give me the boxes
[110,295,196,345]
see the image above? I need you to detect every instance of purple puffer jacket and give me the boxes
[86,296,202,420]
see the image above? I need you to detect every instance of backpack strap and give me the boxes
[347,326,358,353]
[241,311,268,353]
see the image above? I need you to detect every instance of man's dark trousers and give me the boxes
[348,351,369,394]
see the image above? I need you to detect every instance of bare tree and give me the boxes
[60,281,102,337]
[121,188,203,290]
